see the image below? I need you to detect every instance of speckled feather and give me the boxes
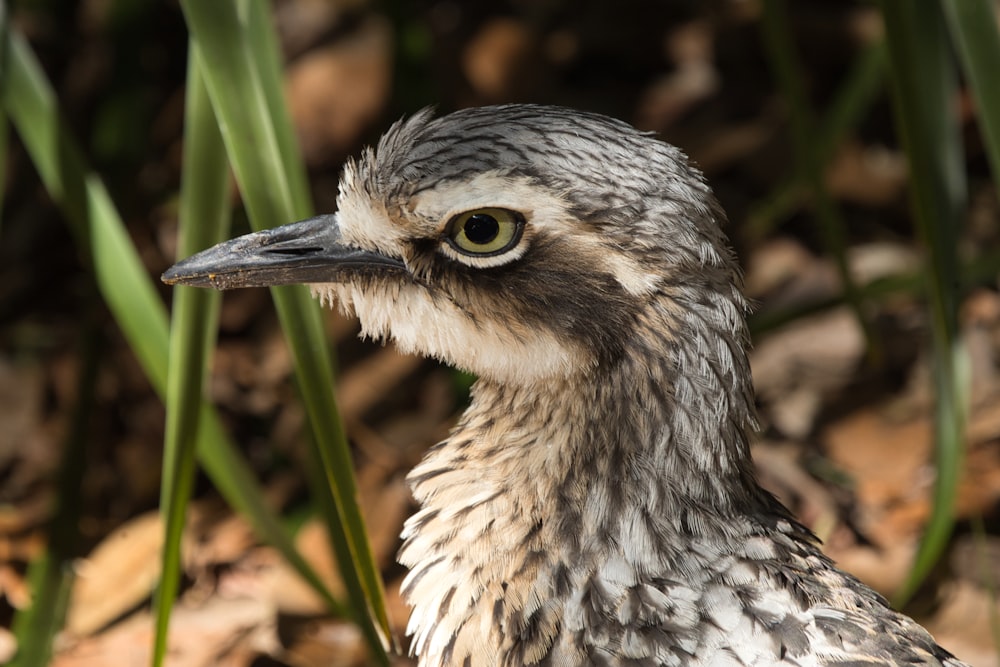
[308,106,967,667]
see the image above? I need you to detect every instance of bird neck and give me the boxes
[398,287,794,665]
[406,285,774,548]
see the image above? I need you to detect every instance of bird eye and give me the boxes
[446,208,524,256]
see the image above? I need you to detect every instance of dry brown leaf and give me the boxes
[350,367,457,467]
[0,562,32,609]
[824,398,1000,538]
[185,511,257,577]
[685,114,781,174]
[752,308,865,438]
[825,140,907,207]
[827,540,917,596]
[0,359,45,469]
[267,521,345,615]
[63,504,246,638]
[637,21,718,128]
[968,395,1000,444]
[847,241,921,285]
[752,442,839,542]
[822,409,934,545]
[384,576,415,651]
[266,468,410,615]
[279,617,366,667]
[286,16,392,165]
[462,18,534,101]
[358,472,412,569]
[955,441,1000,517]
[336,347,424,422]
[275,0,364,56]
[65,511,167,637]
[0,626,16,665]
[743,237,817,299]
[0,491,52,534]
[924,580,1000,667]
[53,595,278,667]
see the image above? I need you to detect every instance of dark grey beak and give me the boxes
[161,214,406,290]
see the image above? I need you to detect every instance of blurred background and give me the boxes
[2,0,999,665]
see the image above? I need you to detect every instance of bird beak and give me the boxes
[161,214,406,289]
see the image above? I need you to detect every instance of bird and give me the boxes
[163,105,968,667]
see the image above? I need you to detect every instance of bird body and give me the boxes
[164,105,968,667]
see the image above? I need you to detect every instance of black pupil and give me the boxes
[464,214,500,245]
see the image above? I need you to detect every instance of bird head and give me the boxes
[163,105,743,387]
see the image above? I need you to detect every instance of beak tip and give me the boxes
[160,256,219,289]
[159,213,402,290]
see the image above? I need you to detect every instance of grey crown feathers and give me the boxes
[164,105,968,667]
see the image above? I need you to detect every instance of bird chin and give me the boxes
[309,281,585,386]
[310,283,347,312]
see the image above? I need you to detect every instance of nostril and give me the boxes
[264,246,323,257]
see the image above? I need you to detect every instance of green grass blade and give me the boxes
[153,47,232,667]
[244,4,391,640]
[2,31,168,379]
[0,107,5,232]
[0,111,6,232]
[759,0,878,360]
[11,560,74,667]
[941,0,1000,194]
[747,39,886,240]
[940,1,1000,631]
[180,0,391,657]
[242,0,313,211]
[814,42,887,168]
[193,404,347,615]
[878,0,969,606]
[0,0,9,232]
[1,24,343,628]
[10,322,100,667]
[971,515,1000,656]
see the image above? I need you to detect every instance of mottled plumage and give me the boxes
[164,105,968,667]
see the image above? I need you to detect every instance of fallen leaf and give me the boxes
[286,16,392,165]
[65,511,166,637]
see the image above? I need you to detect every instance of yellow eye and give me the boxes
[446,208,524,256]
